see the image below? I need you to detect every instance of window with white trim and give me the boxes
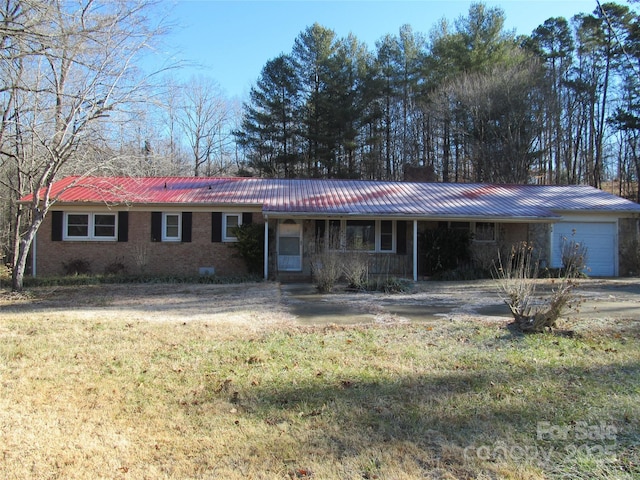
[223,213,242,242]
[380,220,394,252]
[474,222,496,242]
[162,213,181,242]
[64,213,117,240]
[322,220,396,253]
[94,214,116,237]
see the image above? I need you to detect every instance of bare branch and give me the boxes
[0,0,168,290]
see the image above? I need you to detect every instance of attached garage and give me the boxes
[550,219,617,276]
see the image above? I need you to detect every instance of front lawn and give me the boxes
[0,284,638,479]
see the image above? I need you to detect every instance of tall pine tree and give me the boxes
[236,54,301,177]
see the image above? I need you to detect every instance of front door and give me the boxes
[278,221,302,271]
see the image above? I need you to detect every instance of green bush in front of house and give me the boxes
[230,223,265,275]
[419,227,473,276]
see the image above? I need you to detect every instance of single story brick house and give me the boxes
[23,176,640,280]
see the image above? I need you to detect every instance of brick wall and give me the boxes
[36,211,262,277]
[468,223,530,272]
[618,217,640,276]
[528,223,551,268]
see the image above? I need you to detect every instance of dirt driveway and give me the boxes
[2,279,639,327]
[282,278,640,325]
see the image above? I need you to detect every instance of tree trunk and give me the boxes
[442,116,450,182]
[11,205,22,273]
[11,209,44,292]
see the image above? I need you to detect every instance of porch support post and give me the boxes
[264,217,269,280]
[413,220,418,282]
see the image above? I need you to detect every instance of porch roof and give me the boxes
[23,176,640,220]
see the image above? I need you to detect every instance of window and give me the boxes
[66,214,89,238]
[474,222,496,242]
[450,221,471,232]
[151,211,191,242]
[64,213,117,240]
[328,220,341,249]
[380,220,394,251]
[223,213,241,242]
[346,220,375,251]
[321,219,396,253]
[94,214,116,238]
[163,213,181,242]
[211,212,248,243]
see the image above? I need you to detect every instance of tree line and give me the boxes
[237,2,640,199]
[1,0,639,290]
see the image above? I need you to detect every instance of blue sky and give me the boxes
[152,0,599,99]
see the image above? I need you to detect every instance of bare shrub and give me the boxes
[309,248,342,293]
[494,243,538,317]
[377,276,411,293]
[472,242,508,276]
[310,231,347,293]
[104,258,127,275]
[494,242,579,333]
[342,250,370,290]
[63,259,91,276]
[131,242,149,274]
[560,232,588,277]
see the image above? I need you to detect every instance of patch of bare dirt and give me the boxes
[0,283,297,333]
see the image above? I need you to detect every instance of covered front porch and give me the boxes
[262,216,420,282]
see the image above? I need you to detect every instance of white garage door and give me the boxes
[551,222,617,276]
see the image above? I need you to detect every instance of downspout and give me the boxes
[413,220,418,282]
[615,218,619,277]
[31,229,37,278]
[263,216,269,280]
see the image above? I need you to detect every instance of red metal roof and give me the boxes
[22,176,640,220]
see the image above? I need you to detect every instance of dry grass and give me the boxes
[0,282,639,479]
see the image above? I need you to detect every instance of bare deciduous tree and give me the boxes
[444,58,545,184]
[0,0,165,291]
[177,76,230,177]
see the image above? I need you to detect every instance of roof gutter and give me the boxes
[262,211,558,223]
[37,201,265,210]
[551,209,640,218]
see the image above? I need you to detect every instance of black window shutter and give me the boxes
[396,220,407,255]
[151,212,162,242]
[242,212,253,225]
[51,211,63,241]
[211,212,222,242]
[117,211,129,242]
[182,212,192,243]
